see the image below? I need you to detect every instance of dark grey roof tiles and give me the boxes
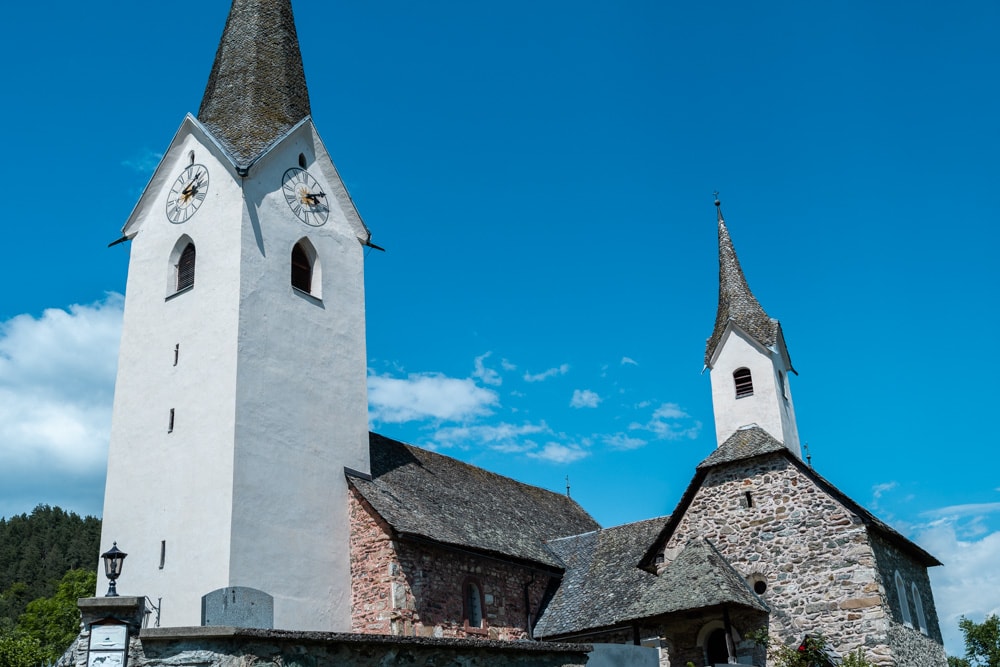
[638,538,768,615]
[697,425,787,469]
[535,527,767,638]
[704,202,782,366]
[534,517,667,638]
[348,433,600,569]
[198,0,311,166]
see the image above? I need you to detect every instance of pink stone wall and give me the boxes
[349,488,556,640]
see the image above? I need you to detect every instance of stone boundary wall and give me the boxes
[349,488,556,639]
[61,626,591,667]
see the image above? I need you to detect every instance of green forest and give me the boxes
[0,505,101,666]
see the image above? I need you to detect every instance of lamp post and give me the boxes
[101,542,127,597]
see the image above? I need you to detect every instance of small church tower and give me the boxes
[704,199,801,457]
[100,0,374,631]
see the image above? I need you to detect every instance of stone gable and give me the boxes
[660,452,892,663]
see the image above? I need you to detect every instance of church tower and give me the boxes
[99,0,374,631]
[704,199,801,457]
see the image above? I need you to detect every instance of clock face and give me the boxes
[281,167,329,226]
[166,164,209,223]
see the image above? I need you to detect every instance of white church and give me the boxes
[96,1,950,665]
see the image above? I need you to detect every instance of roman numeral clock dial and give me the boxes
[165,164,209,223]
[281,167,329,226]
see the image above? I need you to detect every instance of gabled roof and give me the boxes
[347,434,600,569]
[637,538,769,616]
[535,527,767,639]
[641,432,942,570]
[198,0,311,167]
[534,517,667,638]
[705,200,784,367]
[698,425,787,469]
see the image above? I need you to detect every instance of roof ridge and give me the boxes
[198,0,311,167]
[704,199,780,366]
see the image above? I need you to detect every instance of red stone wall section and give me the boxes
[349,488,557,640]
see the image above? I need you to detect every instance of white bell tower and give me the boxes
[99,0,375,631]
[704,199,801,458]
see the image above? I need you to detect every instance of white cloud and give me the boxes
[121,149,162,174]
[921,502,1000,520]
[872,482,898,499]
[501,359,517,371]
[630,402,702,441]
[621,357,638,366]
[472,352,503,386]
[570,389,601,409]
[431,422,549,451]
[527,442,589,464]
[605,433,647,451]
[368,373,498,423]
[0,296,124,519]
[916,519,1000,657]
[523,364,570,383]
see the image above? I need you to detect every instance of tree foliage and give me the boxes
[748,630,875,667]
[959,614,1000,667]
[16,569,96,664]
[0,505,101,627]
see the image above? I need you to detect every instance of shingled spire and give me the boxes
[198,0,311,167]
[704,198,781,367]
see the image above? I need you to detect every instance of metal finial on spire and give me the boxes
[565,475,571,498]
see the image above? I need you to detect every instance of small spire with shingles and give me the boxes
[198,0,311,167]
[704,197,780,366]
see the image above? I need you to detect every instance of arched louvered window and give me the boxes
[176,243,196,291]
[733,367,753,398]
[895,571,913,627]
[291,242,312,293]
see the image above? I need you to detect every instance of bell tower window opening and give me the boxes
[291,242,312,293]
[298,152,307,169]
[733,367,753,398]
[176,243,196,291]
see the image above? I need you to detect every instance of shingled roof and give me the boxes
[535,526,767,639]
[704,200,783,367]
[697,425,787,469]
[198,0,311,166]
[534,517,667,638]
[347,434,600,569]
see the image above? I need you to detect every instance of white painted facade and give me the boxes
[707,322,801,457]
[100,115,371,631]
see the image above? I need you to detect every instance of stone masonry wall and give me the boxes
[349,488,556,640]
[659,453,900,665]
[869,532,949,666]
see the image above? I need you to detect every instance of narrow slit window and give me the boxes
[744,491,754,508]
[465,580,484,629]
[176,243,196,291]
[734,367,753,398]
[159,540,166,569]
[291,242,312,293]
[895,571,912,627]
[173,344,179,366]
[168,408,175,433]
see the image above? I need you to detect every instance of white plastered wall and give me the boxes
[708,324,801,458]
[100,119,370,631]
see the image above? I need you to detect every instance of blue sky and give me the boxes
[0,0,997,656]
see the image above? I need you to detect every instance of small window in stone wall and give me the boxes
[912,582,927,634]
[464,578,486,633]
[895,571,913,627]
[734,367,753,398]
[748,573,767,595]
[743,491,754,508]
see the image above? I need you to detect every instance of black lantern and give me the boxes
[101,542,127,597]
